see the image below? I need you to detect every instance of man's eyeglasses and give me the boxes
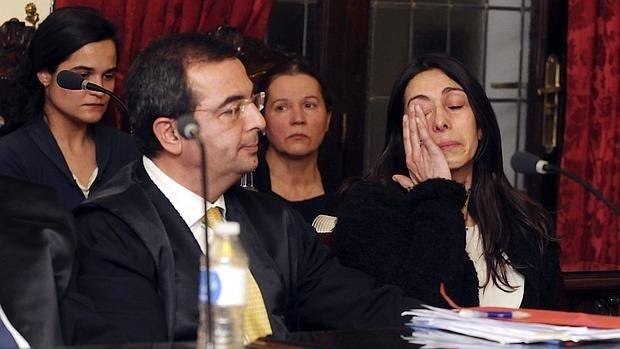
[195,92,265,121]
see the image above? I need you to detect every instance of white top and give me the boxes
[465,225,524,308]
[74,167,99,198]
[0,305,30,348]
[143,156,225,254]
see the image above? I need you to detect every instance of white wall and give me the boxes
[1,1,53,25]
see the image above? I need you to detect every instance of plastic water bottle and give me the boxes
[210,221,247,349]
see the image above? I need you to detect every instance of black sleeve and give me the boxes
[286,207,422,331]
[61,208,167,345]
[539,240,563,310]
[332,178,479,308]
[0,136,28,179]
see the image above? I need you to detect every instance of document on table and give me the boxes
[402,305,620,345]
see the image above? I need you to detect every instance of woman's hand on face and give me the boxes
[393,104,451,191]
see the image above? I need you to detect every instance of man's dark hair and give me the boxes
[125,32,237,157]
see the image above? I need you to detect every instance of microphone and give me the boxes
[511,151,620,216]
[176,115,200,139]
[176,116,214,348]
[56,70,129,116]
[510,151,559,175]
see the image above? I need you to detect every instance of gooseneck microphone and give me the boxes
[511,151,620,216]
[510,151,559,175]
[176,115,214,348]
[176,115,200,139]
[56,70,129,116]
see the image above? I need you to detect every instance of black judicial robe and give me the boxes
[62,161,420,344]
[0,174,75,347]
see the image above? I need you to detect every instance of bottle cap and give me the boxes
[214,221,240,236]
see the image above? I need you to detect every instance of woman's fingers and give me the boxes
[402,114,412,158]
[415,106,431,145]
[392,174,415,191]
[400,103,451,185]
[416,110,438,153]
[415,107,452,180]
[403,112,420,154]
[410,107,422,152]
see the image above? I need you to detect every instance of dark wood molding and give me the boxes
[564,270,620,315]
[524,0,567,215]
[318,0,370,179]
[565,271,620,291]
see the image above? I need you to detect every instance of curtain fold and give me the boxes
[54,0,273,129]
[557,0,619,271]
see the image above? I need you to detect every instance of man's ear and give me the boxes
[153,117,183,155]
[36,70,53,87]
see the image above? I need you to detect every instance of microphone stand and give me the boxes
[191,129,214,349]
[56,70,129,116]
[87,84,129,116]
[548,165,620,216]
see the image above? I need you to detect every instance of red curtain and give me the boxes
[557,0,619,271]
[54,0,273,129]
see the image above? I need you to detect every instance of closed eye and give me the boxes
[448,105,463,110]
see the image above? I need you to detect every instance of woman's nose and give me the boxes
[87,75,103,87]
[290,106,307,124]
[432,109,450,132]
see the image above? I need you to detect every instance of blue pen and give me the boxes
[458,309,531,319]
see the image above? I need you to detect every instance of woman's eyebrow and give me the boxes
[406,94,430,106]
[443,87,465,95]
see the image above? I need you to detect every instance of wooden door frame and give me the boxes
[525,0,568,215]
[316,0,370,180]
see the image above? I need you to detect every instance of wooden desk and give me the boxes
[564,270,620,315]
[248,326,620,348]
[57,327,620,349]
[249,327,413,349]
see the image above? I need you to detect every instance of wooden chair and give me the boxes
[312,214,337,247]
[0,18,35,135]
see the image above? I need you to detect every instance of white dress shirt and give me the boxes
[0,305,29,348]
[143,156,225,254]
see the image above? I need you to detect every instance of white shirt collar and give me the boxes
[142,156,226,227]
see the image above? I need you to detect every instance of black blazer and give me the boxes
[0,119,140,212]
[62,161,420,345]
[253,140,339,224]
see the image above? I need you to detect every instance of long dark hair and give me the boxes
[372,54,554,289]
[3,7,118,131]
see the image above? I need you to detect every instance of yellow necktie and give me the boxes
[205,207,272,343]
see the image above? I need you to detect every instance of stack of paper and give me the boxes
[402,305,620,346]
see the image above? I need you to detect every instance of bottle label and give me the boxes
[210,266,247,306]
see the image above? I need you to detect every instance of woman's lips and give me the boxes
[287,133,309,140]
[438,141,460,150]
